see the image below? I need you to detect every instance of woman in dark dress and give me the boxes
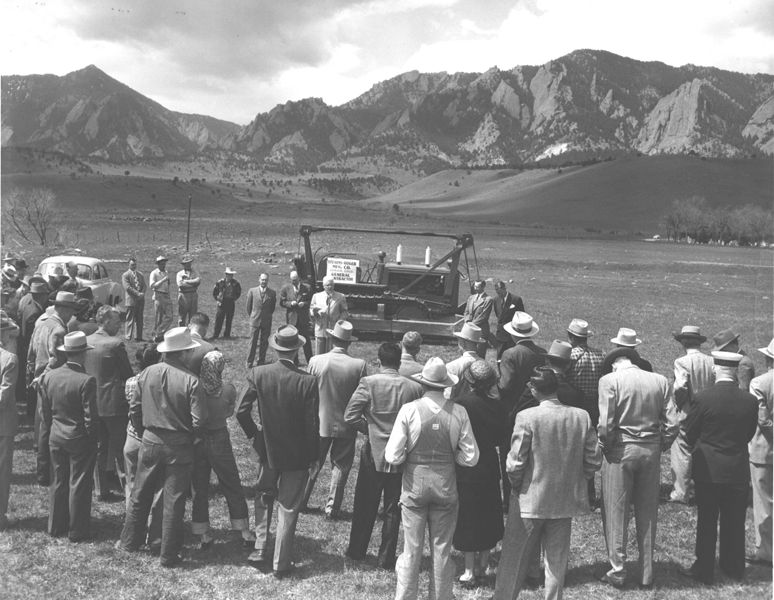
[452,359,509,586]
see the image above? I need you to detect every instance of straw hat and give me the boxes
[268,325,306,351]
[454,322,483,343]
[504,311,539,338]
[57,331,94,353]
[672,325,707,343]
[326,320,355,342]
[224,267,236,274]
[547,340,573,362]
[610,328,642,347]
[155,255,168,264]
[156,327,200,353]
[53,291,80,309]
[567,318,592,338]
[412,357,458,389]
[711,351,743,367]
[757,339,774,360]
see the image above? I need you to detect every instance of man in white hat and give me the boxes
[149,256,172,338]
[176,255,201,327]
[38,331,98,541]
[668,326,714,505]
[122,257,146,342]
[211,267,241,339]
[601,328,653,375]
[236,325,320,577]
[279,271,313,363]
[597,350,678,589]
[0,313,20,530]
[118,327,205,567]
[680,351,758,584]
[462,280,493,358]
[303,320,367,519]
[309,275,349,355]
[385,357,479,600]
[747,339,773,568]
[446,322,483,379]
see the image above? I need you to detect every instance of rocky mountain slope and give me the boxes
[3,50,773,170]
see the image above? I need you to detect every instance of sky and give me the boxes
[2,0,773,125]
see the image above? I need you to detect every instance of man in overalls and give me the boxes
[385,357,479,600]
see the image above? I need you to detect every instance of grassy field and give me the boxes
[1,189,773,600]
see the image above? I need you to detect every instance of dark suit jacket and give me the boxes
[685,380,758,485]
[498,339,547,412]
[494,292,525,342]
[39,362,97,451]
[246,286,277,327]
[237,359,319,471]
[84,329,134,417]
[279,282,312,328]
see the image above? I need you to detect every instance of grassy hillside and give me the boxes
[370,156,773,234]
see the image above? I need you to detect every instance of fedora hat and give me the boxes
[156,255,168,264]
[224,267,236,274]
[57,331,93,353]
[0,312,19,332]
[454,322,483,343]
[156,326,200,353]
[547,340,573,362]
[712,328,740,351]
[268,324,306,352]
[181,254,194,264]
[504,311,539,338]
[673,325,706,343]
[53,291,80,309]
[412,357,458,389]
[2,265,17,280]
[326,319,355,342]
[29,281,49,294]
[15,259,27,270]
[610,327,641,347]
[711,350,743,367]
[758,339,774,360]
[567,318,592,338]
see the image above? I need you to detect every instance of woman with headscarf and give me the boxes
[452,359,509,586]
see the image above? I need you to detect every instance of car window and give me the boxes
[100,264,109,280]
[76,264,92,280]
[38,262,63,278]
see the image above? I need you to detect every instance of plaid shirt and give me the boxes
[567,343,605,405]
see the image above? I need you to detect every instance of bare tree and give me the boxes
[2,187,57,245]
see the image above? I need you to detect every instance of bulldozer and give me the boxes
[294,225,480,342]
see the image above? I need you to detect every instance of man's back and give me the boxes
[749,370,773,465]
[85,330,133,416]
[308,348,367,437]
[39,363,97,445]
[674,351,714,405]
[136,361,203,435]
[499,341,546,408]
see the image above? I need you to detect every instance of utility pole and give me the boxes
[185,194,192,252]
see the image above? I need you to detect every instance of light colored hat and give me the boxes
[181,254,193,264]
[53,291,80,309]
[224,267,236,274]
[504,311,539,338]
[57,331,94,353]
[711,350,743,367]
[326,319,355,342]
[156,255,168,263]
[30,282,49,294]
[547,340,573,362]
[157,326,200,353]
[268,324,306,352]
[454,322,483,343]
[0,311,19,332]
[673,325,706,343]
[567,318,592,337]
[712,328,740,351]
[610,327,641,347]
[757,339,774,360]
[2,265,17,280]
[412,356,458,389]
[402,331,422,349]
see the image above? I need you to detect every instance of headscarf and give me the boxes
[201,350,225,397]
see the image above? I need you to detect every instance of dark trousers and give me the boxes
[94,415,128,498]
[124,298,144,341]
[499,443,511,511]
[119,431,193,565]
[346,441,401,568]
[247,321,271,366]
[693,481,748,582]
[213,299,236,338]
[303,435,356,514]
[496,336,515,361]
[49,438,97,540]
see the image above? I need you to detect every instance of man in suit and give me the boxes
[748,339,773,567]
[668,325,714,505]
[122,257,146,342]
[398,331,423,378]
[176,255,201,328]
[0,313,20,530]
[492,279,524,360]
[304,320,367,519]
[463,280,493,358]
[236,325,319,577]
[712,328,756,391]
[38,331,98,541]
[16,279,48,416]
[211,267,241,339]
[279,271,313,364]
[494,368,601,600]
[246,273,276,368]
[681,351,758,584]
[344,342,423,569]
[149,256,172,338]
[601,328,654,375]
[84,305,134,501]
[597,351,678,589]
[310,276,349,355]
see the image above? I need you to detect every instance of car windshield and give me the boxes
[38,262,93,281]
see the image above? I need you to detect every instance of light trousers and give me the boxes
[94,415,128,498]
[303,435,355,514]
[153,295,173,337]
[750,462,773,562]
[669,430,693,501]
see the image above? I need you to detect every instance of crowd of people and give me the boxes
[0,252,771,600]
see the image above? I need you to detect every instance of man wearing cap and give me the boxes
[212,267,242,339]
[344,342,423,569]
[279,271,313,363]
[399,331,423,378]
[303,320,367,519]
[492,279,524,360]
[494,368,601,600]
[59,261,80,294]
[462,280,494,358]
[668,326,714,505]
[447,323,483,380]
[149,256,172,338]
[84,306,134,502]
[601,328,653,375]
[681,351,758,584]
[748,339,774,568]
[385,357,479,600]
[246,273,276,368]
[0,314,20,530]
[176,255,201,328]
[236,325,320,577]
[122,257,146,342]
[597,351,678,589]
[531,340,585,410]
[118,327,205,567]
[310,275,349,355]
[38,331,98,541]
[712,328,755,391]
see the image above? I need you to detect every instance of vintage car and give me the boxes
[37,255,125,311]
